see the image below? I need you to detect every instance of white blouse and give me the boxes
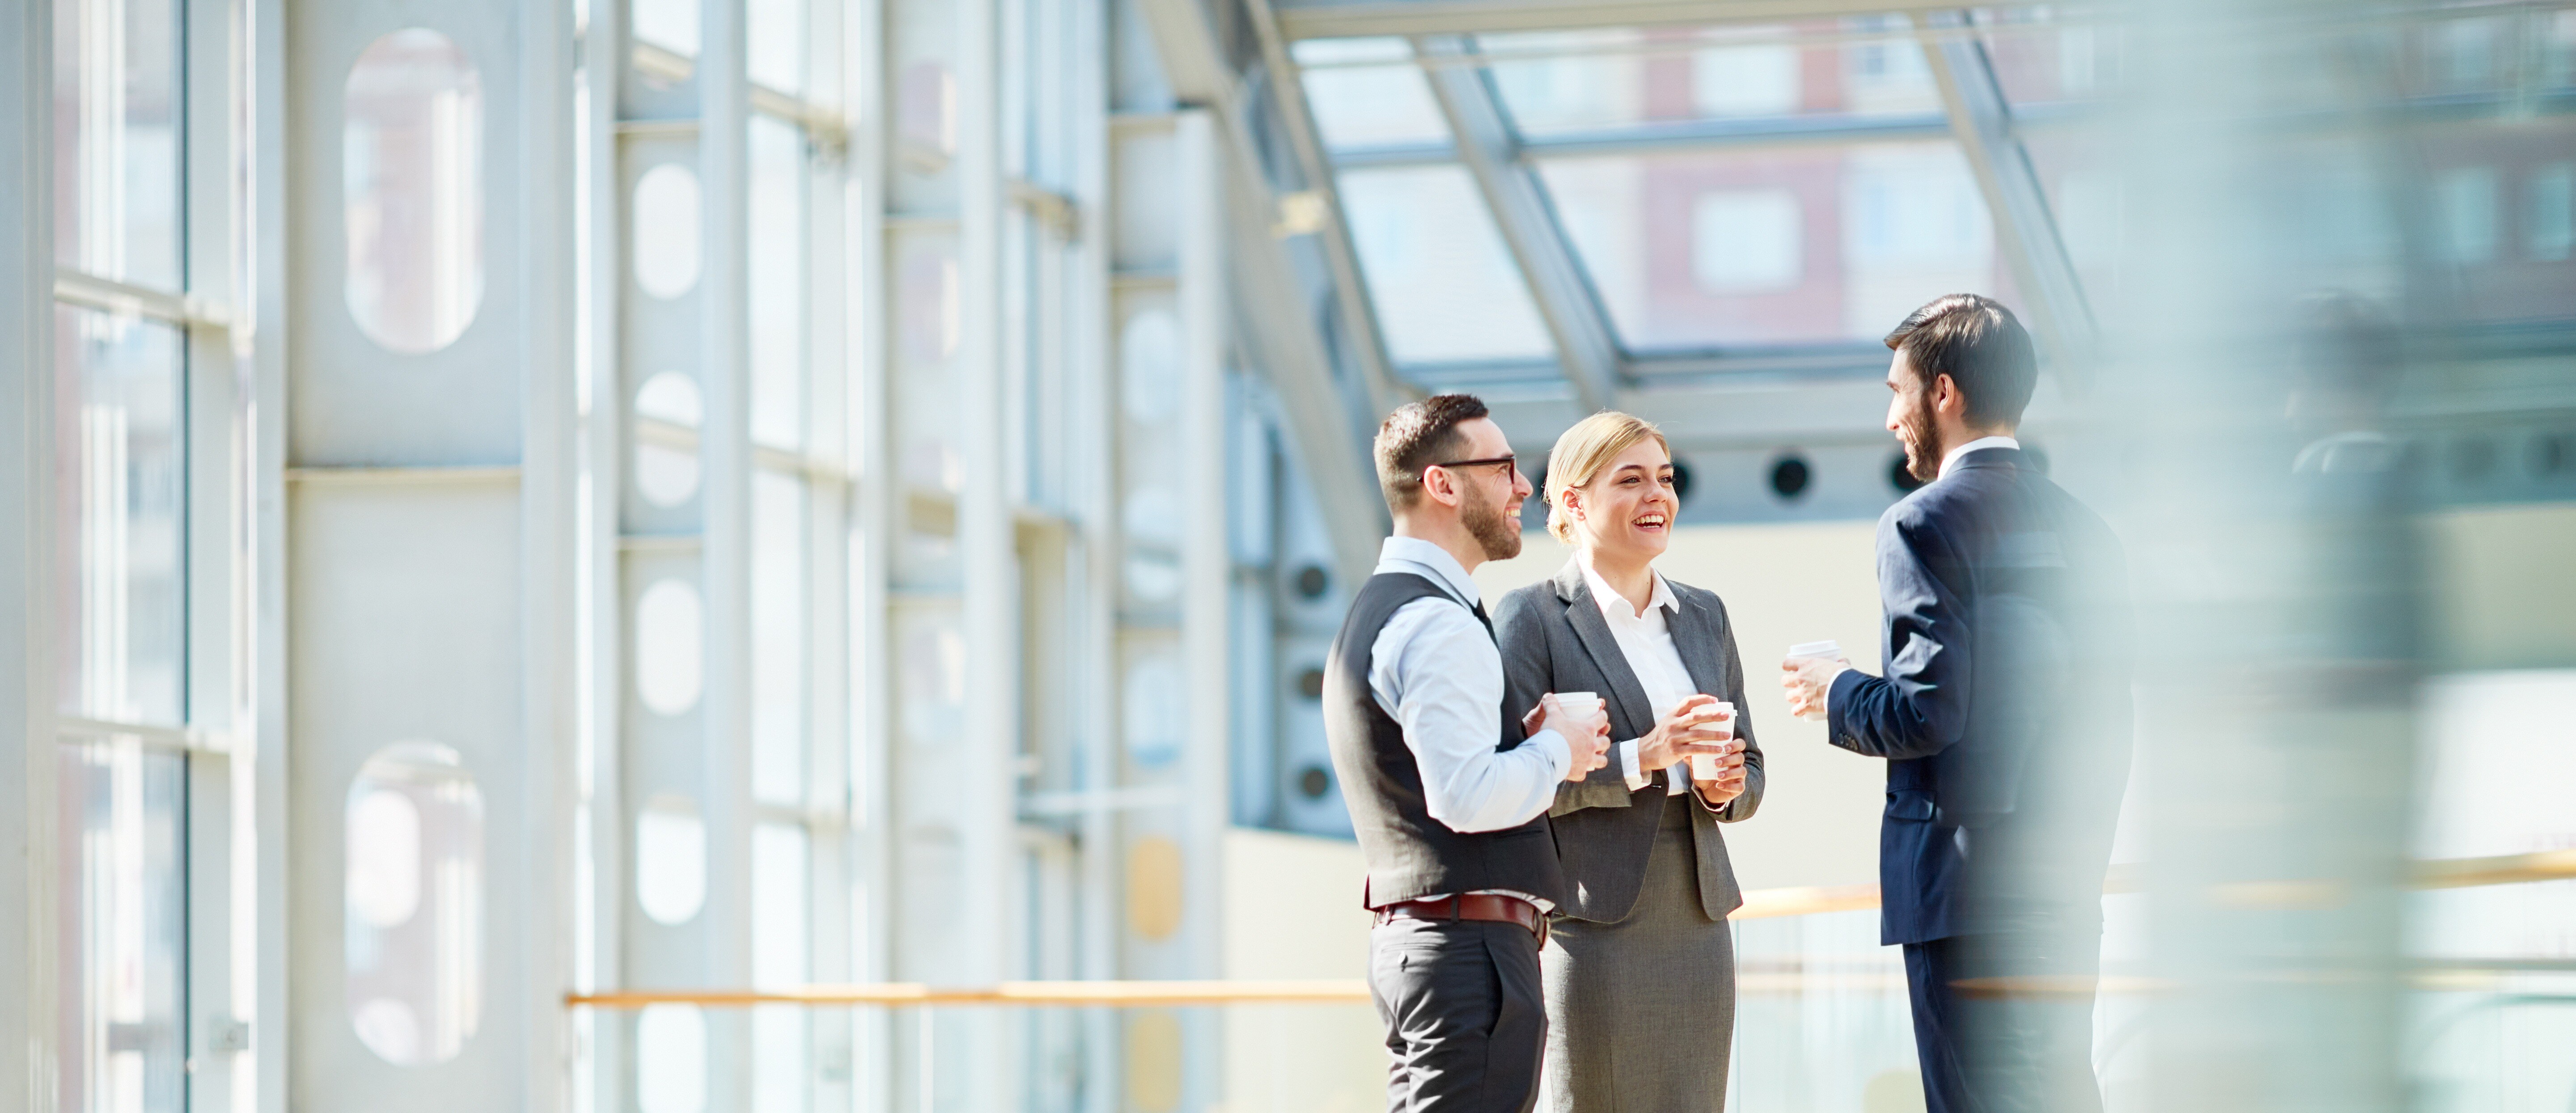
[1577,559,1703,796]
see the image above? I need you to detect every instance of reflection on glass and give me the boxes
[1480,22,1939,138]
[344,742,483,1066]
[635,578,705,716]
[634,163,704,300]
[635,1003,708,1113]
[748,116,806,450]
[1981,18,2125,108]
[54,306,186,727]
[1292,38,1449,151]
[750,825,808,1110]
[52,0,184,288]
[750,471,807,806]
[58,736,186,1112]
[635,795,706,925]
[1538,140,2002,351]
[634,372,703,508]
[344,29,485,355]
[1336,165,1555,364]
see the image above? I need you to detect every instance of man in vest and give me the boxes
[1325,394,1613,1113]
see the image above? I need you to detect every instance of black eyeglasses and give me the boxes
[1426,454,1517,478]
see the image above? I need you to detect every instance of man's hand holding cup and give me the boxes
[1535,692,1611,782]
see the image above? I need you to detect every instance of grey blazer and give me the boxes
[1492,562,1766,924]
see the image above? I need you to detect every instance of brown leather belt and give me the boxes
[1373,894,1548,946]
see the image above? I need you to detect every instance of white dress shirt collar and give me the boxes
[1377,535,1482,608]
[1939,434,2021,480]
[1576,555,1675,623]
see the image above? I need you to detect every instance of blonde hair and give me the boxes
[1544,411,1670,544]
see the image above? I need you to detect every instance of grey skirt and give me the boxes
[1541,791,1736,1113]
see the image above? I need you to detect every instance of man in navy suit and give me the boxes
[1781,294,2131,1113]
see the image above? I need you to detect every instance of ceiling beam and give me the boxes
[1917,11,2098,381]
[1329,112,1957,169]
[1414,34,1623,412]
[1241,0,1416,422]
[1134,0,1394,589]
[1275,0,1966,41]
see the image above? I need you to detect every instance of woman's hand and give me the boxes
[1693,743,1748,809]
[1635,694,1731,773]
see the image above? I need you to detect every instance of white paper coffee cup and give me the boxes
[1688,700,1736,781]
[1788,640,1842,660]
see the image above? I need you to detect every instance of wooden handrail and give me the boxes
[565,850,2576,1009]
[567,980,1373,1008]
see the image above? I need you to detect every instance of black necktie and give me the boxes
[1469,598,1495,639]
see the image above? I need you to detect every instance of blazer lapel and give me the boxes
[1664,591,1728,702]
[1552,562,1657,740]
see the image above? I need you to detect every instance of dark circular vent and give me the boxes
[1769,455,1811,500]
[1889,452,1927,493]
[2529,433,2565,477]
[1296,667,1326,700]
[1297,766,1332,800]
[1293,564,1330,600]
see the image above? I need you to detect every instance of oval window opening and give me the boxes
[634,164,704,300]
[344,29,484,354]
[635,795,707,925]
[635,578,705,715]
[345,742,483,1065]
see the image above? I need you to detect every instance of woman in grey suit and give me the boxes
[1493,411,1765,1112]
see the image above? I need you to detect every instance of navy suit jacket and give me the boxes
[1826,446,2132,945]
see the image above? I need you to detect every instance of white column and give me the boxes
[0,0,62,1105]
[953,0,1020,1109]
[1173,106,1231,1108]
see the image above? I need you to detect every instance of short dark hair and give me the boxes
[1884,293,2038,428]
[1375,394,1490,511]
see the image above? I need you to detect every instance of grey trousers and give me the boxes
[1542,792,1737,1112]
[1370,916,1548,1113]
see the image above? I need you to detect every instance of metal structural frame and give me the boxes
[1242,0,2106,451]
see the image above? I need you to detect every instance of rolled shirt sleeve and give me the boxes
[1371,597,1574,833]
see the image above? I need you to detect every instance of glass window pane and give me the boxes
[57,736,186,1113]
[1292,38,1450,152]
[750,823,809,1111]
[1335,165,1555,365]
[750,471,807,806]
[636,1003,708,1113]
[344,742,484,1066]
[892,0,959,209]
[343,28,486,355]
[53,0,184,289]
[633,0,700,57]
[748,116,806,450]
[1480,21,1940,140]
[747,0,805,93]
[634,372,703,507]
[1538,140,2005,351]
[54,305,186,727]
[1979,16,2127,110]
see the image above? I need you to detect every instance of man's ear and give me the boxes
[1933,373,1965,417]
[1419,466,1456,508]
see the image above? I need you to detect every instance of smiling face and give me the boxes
[1886,347,1946,484]
[1563,437,1677,564]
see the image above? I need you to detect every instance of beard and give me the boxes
[1898,388,1945,484]
[1461,483,1524,562]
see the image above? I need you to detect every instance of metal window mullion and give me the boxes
[846,0,898,1107]
[577,0,628,1110]
[1413,34,1623,412]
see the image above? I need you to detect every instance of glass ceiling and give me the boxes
[1296,13,2046,378]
